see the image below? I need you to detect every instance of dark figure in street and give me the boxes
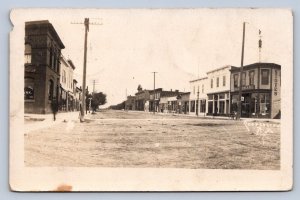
[51,98,59,121]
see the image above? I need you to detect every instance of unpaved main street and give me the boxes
[25,110,280,169]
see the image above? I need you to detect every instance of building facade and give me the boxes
[125,95,136,110]
[206,65,235,116]
[59,56,75,111]
[24,20,65,114]
[230,63,281,118]
[189,77,208,116]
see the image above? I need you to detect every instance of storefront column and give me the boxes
[212,94,215,113]
[217,94,220,114]
[224,96,227,114]
[66,92,69,111]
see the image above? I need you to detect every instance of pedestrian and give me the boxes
[51,97,59,121]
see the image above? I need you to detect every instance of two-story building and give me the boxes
[24,20,65,114]
[206,65,235,116]
[59,56,76,111]
[230,63,281,118]
[189,77,208,116]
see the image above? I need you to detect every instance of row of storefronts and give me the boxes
[126,63,281,119]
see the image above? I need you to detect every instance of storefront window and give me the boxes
[259,93,270,116]
[219,101,225,114]
[219,94,225,99]
[200,100,206,113]
[208,101,213,114]
[190,101,195,112]
[24,77,34,100]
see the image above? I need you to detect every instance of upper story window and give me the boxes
[234,74,239,88]
[223,76,226,86]
[261,69,269,85]
[62,70,66,84]
[242,72,246,86]
[249,70,255,85]
[202,84,204,93]
[216,77,219,87]
[193,86,195,95]
[211,79,213,88]
[24,44,32,64]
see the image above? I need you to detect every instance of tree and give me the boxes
[137,84,143,92]
[91,92,107,112]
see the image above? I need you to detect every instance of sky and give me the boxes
[13,9,292,106]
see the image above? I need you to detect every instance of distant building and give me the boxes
[189,77,208,116]
[73,79,82,111]
[230,63,281,118]
[24,20,65,114]
[135,88,151,111]
[125,95,135,110]
[177,92,190,114]
[59,55,75,111]
[150,89,180,112]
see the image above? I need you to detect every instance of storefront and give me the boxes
[207,92,230,116]
[231,91,271,118]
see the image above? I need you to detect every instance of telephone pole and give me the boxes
[71,18,102,122]
[152,72,157,114]
[237,22,246,120]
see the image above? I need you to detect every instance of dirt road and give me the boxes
[25,110,280,169]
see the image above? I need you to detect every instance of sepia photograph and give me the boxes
[9,8,293,191]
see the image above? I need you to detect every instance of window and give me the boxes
[261,69,269,85]
[259,93,270,116]
[234,74,239,88]
[249,71,255,85]
[242,72,246,86]
[24,77,34,100]
[48,80,54,100]
[211,79,213,88]
[216,77,219,87]
[49,47,53,67]
[24,44,32,64]
[223,75,226,86]
[190,101,195,112]
[200,100,206,113]
[62,70,66,83]
[202,84,204,93]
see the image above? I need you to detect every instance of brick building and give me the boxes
[24,20,65,114]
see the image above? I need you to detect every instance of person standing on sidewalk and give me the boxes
[51,97,59,121]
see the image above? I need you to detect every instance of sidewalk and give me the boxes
[24,111,91,133]
[127,110,281,123]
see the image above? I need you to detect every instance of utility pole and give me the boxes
[237,22,246,120]
[152,72,157,114]
[258,29,262,62]
[71,18,102,122]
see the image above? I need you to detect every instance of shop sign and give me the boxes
[274,70,278,96]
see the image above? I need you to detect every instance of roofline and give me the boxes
[25,20,65,49]
[206,65,232,74]
[189,77,208,83]
[230,62,281,72]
